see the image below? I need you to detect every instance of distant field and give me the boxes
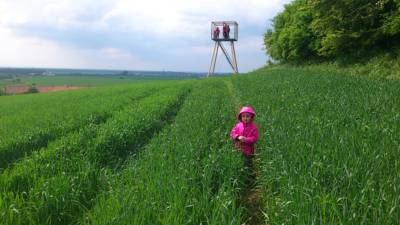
[0,67,399,225]
[0,78,14,89]
[1,75,167,87]
[0,75,192,95]
[21,75,137,86]
[22,75,193,85]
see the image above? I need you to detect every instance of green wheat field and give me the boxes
[0,67,399,225]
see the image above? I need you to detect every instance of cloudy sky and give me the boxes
[0,0,291,72]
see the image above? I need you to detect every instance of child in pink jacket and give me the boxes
[230,106,259,169]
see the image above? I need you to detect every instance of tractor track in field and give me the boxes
[77,88,192,222]
[114,88,191,169]
[0,89,157,170]
[1,88,192,225]
[224,79,264,225]
[224,79,241,112]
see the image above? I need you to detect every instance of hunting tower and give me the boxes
[208,21,238,77]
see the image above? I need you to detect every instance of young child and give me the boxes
[230,106,259,169]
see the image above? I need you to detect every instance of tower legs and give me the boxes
[207,42,218,77]
[230,41,238,73]
[208,40,238,77]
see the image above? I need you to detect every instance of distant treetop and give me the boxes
[264,0,400,64]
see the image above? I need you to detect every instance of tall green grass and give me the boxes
[0,85,189,225]
[82,80,247,225]
[1,66,398,225]
[272,52,400,80]
[231,67,400,224]
[0,83,167,169]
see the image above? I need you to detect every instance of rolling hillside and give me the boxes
[1,67,399,224]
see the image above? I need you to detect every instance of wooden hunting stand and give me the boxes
[208,21,238,77]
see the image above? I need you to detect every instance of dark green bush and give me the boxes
[26,86,39,94]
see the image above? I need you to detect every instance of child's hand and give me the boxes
[238,136,245,142]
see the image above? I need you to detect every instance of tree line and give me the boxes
[264,0,400,63]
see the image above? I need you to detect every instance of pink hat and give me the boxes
[237,106,256,121]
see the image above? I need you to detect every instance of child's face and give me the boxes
[241,113,252,123]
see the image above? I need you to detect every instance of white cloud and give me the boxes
[0,0,291,72]
[0,27,157,70]
[102,0,291,38]
[0,27,77,67]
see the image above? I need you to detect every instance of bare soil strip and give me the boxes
[4,85,84,94]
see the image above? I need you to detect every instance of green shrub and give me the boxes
[26,86,39,93]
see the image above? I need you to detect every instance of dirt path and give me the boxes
[4,85,84,94]
[241,175,264,225]
[223,79,264,225]
[223,79,241,110]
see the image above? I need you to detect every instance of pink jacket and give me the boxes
[230,106,259,156]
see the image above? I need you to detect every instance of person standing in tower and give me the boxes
[213,26,220,39]
[223,22,230,39]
